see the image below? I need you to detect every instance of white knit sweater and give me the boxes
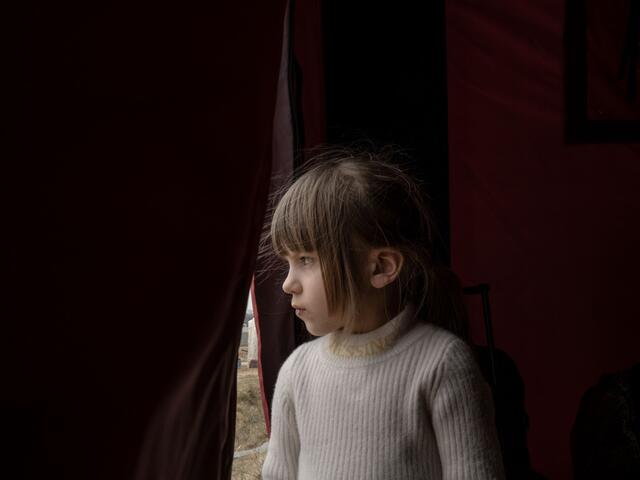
[261,304,505,479]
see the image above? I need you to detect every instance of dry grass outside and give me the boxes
[232,451,268,480]
[233,346,269,479]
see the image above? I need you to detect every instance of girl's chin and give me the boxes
[301,320,321,336]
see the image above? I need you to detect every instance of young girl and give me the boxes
[258,145,505,479]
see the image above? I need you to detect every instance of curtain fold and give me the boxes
[255,0,325,434]
[254,0,296,436]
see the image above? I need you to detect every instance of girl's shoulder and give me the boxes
[409,323,486,401]
[409,321,475,366]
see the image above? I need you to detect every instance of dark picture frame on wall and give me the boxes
[565,0,640,143]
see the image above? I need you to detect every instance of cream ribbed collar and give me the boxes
[326,303,418,358]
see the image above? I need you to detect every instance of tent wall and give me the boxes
[5,1,287,478]
[447,1,640,478]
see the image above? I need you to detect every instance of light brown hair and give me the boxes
[256,144,469,345]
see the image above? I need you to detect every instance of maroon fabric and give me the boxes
[293,0,327,155]
[254,0,325,435]
[253,0,297,437]
[6,1,287,478]
[447,1,640,478]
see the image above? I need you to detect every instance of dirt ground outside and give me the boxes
[233,346,269,479]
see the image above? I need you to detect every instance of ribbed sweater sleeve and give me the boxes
[431,338,505,479]
[262,354,300,480]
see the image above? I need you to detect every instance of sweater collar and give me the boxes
[326,302,417,358]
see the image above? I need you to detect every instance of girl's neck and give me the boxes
[351,286,402,334]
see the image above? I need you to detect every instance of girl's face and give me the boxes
[281,250,346,336]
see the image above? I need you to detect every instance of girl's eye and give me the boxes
[300,256,312,265]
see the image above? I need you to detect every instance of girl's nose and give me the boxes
[282,270,301,295]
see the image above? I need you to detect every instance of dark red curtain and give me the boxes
[447,0,640,478]
[5,1,287,479]
[254,0,325,435]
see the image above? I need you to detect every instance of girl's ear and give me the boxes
[368,248,404,289]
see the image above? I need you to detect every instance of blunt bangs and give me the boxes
[271,178,319,257]
[270,167,351,259]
